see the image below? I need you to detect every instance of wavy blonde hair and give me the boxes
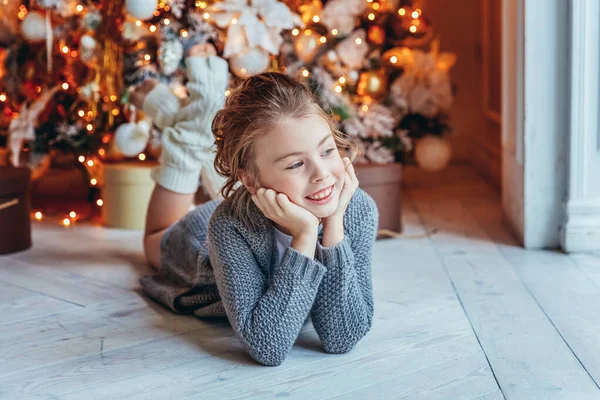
[212,72,356,228]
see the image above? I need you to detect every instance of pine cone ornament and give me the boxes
[158,40,184,76]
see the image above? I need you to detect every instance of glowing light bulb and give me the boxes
[90,178,97,186]
[62,83,69,90]
[334,85,342,93]
[319,36,327,44]
[231,18,238,24]
[224,89,231,96]
[86,124,93,131]
[61,46,69,54]
[361,104,369,112]
[398,8,406,16]
[96,199,104,206]
[164,18,171,25]
[355,38,363,45]
[312,15,320,23]
[69,211,76,219]
[62,218,71,227]
[76,5,83,12]
[372,3,380,10]
[302,69,310,77]
[203,12,210,19]
[144,54,151,61]
[34,212,43,220]
[331,29,338,36]
[0,94,6,102]
[87,160,94,167]
[368,13,375,20]
[138,153,146,161]
[390,56,398,63]
[78,155,85,163]
[292,28,299,36]
[411,10,419,18]
[149,25,157,32]
[339,76,346,84]
[409,25,417,33]
[135,20,142,27]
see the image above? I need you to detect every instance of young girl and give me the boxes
[139,59,379,367]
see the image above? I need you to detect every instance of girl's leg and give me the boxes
[144,184,194,269]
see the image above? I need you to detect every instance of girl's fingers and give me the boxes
[264,189,284,216]
[276,193,292,212]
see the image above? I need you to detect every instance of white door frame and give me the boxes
[502,0,571,249]
[560,0,600,252]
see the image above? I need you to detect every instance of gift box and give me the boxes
[0,166,32,254]
[102,162,157,230]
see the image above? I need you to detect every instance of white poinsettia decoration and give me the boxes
[335,29,369,69]
[320,0,366,35]
[207,0,303,58]
[390,40,456,118]
[365,141,395,164]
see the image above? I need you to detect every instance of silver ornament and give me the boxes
[158,40,184,76]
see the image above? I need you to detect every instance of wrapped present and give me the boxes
[0,166,32,254]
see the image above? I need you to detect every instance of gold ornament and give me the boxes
[298,0,322,24]
[414,135,452,172]
[367,25,386,46]
[357,69,388,100]
[294,31,320,63]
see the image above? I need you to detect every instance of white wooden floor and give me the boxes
[1,166,600,400]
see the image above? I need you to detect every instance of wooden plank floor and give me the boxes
[1,165,599,399]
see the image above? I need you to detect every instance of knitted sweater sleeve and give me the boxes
[310,189,378,354]
[149,55,229,196]
[208,215,327,367]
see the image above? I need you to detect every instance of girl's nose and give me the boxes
[310,161,330,183]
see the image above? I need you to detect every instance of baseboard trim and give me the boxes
[561,200,600,252]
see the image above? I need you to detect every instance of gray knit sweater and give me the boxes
[140,188,378,366]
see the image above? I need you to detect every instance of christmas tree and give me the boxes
[0,0,456,189]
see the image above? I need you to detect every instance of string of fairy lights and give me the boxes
[2,0,426,226]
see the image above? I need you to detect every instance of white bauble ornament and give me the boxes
[78,82,99,102]
[125,0,158,21]
[158,40,183,75]
[294,32,320,63]
[114,122,151,157]
[79,34,98,66]
[21,11,47,42]
[229,47,270,78]
[414,135,452,172]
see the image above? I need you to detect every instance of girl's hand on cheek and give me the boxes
[252,188,319,238]
[331,157,359,219]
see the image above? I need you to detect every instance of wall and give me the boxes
[426,0,502,190]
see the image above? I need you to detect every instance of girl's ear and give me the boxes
[240,171,257,195]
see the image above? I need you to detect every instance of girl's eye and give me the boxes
[322,148,335,157]
[287,162,304,170]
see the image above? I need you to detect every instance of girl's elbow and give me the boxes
[323,324,371,354]
[249,349,288,367]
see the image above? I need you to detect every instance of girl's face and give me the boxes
[249,114,346,219]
